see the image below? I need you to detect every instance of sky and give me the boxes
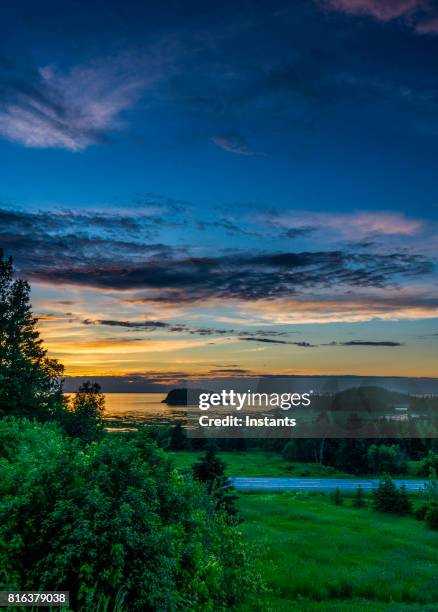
[1,0,438,387]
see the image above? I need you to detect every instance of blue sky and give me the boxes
[1,0,438,383]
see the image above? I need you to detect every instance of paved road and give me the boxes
[230,477,429,492]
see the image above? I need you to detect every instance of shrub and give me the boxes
[397,484,412,515]
[426,502,438,530]
[332,487,343,506]
[353,485,366,508]
[372,476,411,515]
[415,504,429,521]
[0,418,258,610]
[419,452,438,477]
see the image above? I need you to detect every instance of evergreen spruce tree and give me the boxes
[372,476,399,513]
[373,476,411,515]
[192,445,238,518]
[353,485,366,508]
[0,251,64,419]
[425,501,438,530]
[170,421,188,450]
[332,487,343,506]
[396,484,412,515]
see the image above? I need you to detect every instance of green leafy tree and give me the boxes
[367,444,407,475]
[353,485,366,508]
[192,445,238,518]
[0,251,64,419]
[64,382,105,442]
[0,418,259,610]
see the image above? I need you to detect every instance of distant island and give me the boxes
[162,388,210,406]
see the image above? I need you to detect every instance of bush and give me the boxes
[0,418,258,610]
[426,502,438,530]
[353,485,366,508]
[419,452,438,477]
[415,504,429,521]
[331,487,343,506]
[372,476,412,515]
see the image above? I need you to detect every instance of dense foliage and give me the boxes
[0,419,258,611]
[418,451,438,477]
[367,443,407,475]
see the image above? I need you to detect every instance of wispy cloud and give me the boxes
[239,337,316,347]
[210,134,264,156]
[24,249,432,301]
[0,52,168,151]
[331,340,403,346]
[322,0,438,34]
[261,210,423,239]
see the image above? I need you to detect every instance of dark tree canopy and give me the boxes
[0,251,64,419]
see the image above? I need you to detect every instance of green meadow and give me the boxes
[169,450,422,479]
[169,450,438,610]
[169,450,352,477]
[237,492,438,611]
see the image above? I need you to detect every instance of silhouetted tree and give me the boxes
[0,251,64,419]
[64,382,105,442]
[170,421,188,450]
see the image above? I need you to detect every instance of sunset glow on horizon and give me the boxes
[1,0,437,388]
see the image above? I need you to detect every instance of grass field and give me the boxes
[169,450,352,477]
[170,450,424,479]
[237,492,438,611]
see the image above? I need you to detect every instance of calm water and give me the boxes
[65,393,186,423]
